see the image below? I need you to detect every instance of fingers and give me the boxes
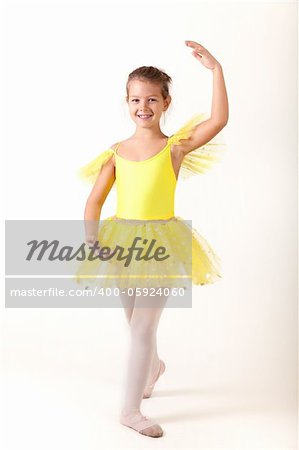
[185,40,206,54]
[85,236,100,256]
[185,40,204,48]
[192,51,203,61]
[85,237,115,258]
[85,236,96,247]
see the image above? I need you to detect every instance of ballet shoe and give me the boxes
[143,359,166,399]
[120,411,163,438]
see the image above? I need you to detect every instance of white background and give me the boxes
[1,0,298,449]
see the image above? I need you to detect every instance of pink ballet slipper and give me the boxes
[143,359,166,399]
[120,411,163,437]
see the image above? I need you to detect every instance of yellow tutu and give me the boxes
[75,112,226,289]
[75,215,222,290]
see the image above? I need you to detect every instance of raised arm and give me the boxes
[179,41,229,155]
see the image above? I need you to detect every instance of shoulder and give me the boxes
[108,138,136,164]
[110,142,119,150]
[108,142,120,166]
[111,138,132,149]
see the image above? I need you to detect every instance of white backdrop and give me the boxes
[1,1,297,449]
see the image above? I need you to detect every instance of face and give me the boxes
[127,79,171,128]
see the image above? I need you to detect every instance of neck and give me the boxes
[131,125,167,140]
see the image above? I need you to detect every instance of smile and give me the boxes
[137,114,153,120]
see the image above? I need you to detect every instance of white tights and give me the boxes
[120,288,169,415]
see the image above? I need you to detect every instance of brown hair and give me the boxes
[126,66,172,101]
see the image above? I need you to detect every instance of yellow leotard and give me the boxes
[113,138,177,220]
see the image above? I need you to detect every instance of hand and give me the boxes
[85,235,115,258]
[85,235,101,256]
[85,234,96,248]
[185,41,220,71]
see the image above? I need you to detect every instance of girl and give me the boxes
[76,41,228,438]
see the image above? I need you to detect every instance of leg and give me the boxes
[120,289,160,381]
[119,288,136,324]
[120,289,169,437]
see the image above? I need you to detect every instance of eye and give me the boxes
[131,98,157,102]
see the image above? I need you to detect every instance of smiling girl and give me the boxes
[76,40,228,438]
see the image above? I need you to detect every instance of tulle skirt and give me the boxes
[75,215,222,290]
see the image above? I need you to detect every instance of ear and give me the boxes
[164,95,171,110]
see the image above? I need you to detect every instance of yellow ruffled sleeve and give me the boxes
[77,148,115,185]
[169,112,226,180]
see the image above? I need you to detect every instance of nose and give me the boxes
[139,99,150,109]
[139,110,151,114]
